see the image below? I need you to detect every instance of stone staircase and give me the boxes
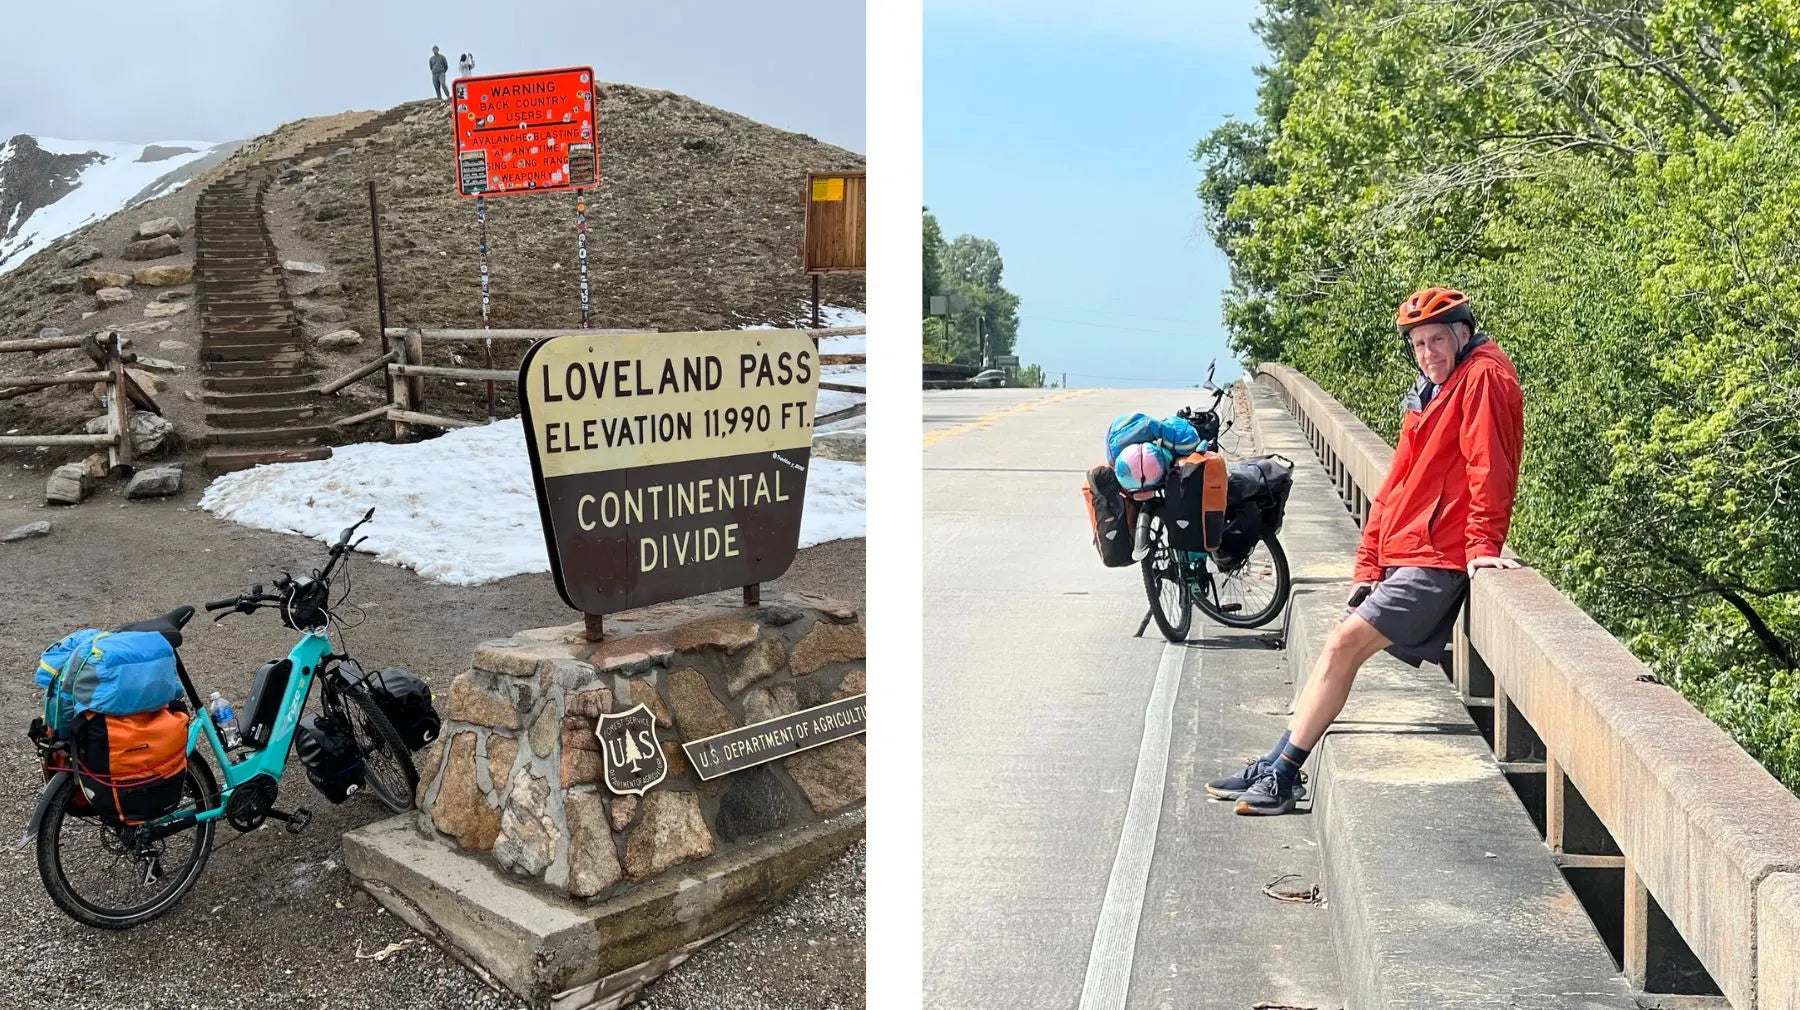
[195,105,420,473]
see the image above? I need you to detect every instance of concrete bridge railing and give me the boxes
[1256,361,1800,1010]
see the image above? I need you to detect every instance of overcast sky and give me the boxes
[0,0,865,153]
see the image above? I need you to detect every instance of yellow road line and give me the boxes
[921,389,1092,449]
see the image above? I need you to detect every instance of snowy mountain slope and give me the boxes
[0,135,235,273]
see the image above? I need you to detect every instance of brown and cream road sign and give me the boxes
[518,329,821,615]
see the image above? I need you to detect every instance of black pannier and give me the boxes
[367,669,440,752]
[1218,455,1296,566]
[1083,465,1137,568]
[295,714,364,804]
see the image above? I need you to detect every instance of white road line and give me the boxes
[1076,640,1193,1010]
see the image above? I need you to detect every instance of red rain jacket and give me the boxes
[1354,337,1524,583]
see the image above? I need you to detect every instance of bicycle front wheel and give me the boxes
[343,690,418,812]
[1195,530,1291,629]
[37,751,218,930]
[1140,516,1194,642]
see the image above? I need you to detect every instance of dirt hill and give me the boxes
[0,85,863,468]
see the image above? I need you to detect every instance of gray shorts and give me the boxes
[1349,566,1468,668]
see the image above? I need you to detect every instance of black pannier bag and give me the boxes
[295,714,364,803]
[1082,465,1137,568]
[240,658,292,750]
[1217,454,1296,567]
[367,668,440,751]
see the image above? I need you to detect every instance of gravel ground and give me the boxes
[0,463,864,1010]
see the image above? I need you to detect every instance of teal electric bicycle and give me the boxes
[27,508,419,929]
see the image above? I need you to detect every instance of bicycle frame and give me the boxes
[174,629,334,827]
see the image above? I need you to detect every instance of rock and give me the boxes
[90,411,176,454]
[790,620,866,675]
[588,633,674,674]
[744,683,800,724]
[143,300,189,318]
[153,288,190,302]
[301,280,345,298]
[663,740,689,777]
[431,732,501,850]
[305,304,349,324]
[280,167,308,184]
[58,244,102,268]
[80,270,134,293]
[81,454,108,479]
[715,765,796,842]
[564,685,614,721]
[120,318,173,334]
[785,738,865,815]
[726,634,788,695]
[132,265,192,286]
[448,670,525,730]
[622,791,714,880]
[561,739,602,786]
[412,737,445,809]
[668,669,735,740]
[1,521,51,543]
[565,792,624,898]
[121,235,181,260]
[157,339,189,351]
[486,734,519,787]
[283,260,328,275]
[45,276,79,293]
[94,287,132,307]
[327,148,352,162]
[793,593,859,622]
[299,156,325,170]
[45,464,89,505]
[315,328,361,350]
[132,356,184,373]
[493,767,556,878]
[832,668,866,700]
[38,327,63,341]
[527,709,557,758]
[629,680,674,728]
[80,311,96,320]
[608,795,638,832]
[672,617,760,654]
[758,604,806,627]
[135,217,183,240]
[814,430,865,463]
[124,467,182,499]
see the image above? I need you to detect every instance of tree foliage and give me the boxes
[1199,0,1800,789]
[922,211,1046,382]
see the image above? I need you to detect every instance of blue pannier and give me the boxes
[36,630,183,733]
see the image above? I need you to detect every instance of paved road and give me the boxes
[922,388,1343,1010]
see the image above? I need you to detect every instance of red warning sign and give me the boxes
[453,66,599,198]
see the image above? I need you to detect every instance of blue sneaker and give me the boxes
[1234,769,1296,816]
[1205,757,1273,800]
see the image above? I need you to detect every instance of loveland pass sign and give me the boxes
[453,66,598,197]
[517,330,821,615]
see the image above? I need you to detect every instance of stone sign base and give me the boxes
[343,589,866,1009]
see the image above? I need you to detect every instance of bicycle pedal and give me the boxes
[286,808,313,833]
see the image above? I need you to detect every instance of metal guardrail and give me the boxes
[1256,361,1800,1010]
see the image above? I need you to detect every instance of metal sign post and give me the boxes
[576,190,590,329]
[478,195,494,421]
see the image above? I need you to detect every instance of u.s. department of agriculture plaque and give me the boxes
[517,330,821,615]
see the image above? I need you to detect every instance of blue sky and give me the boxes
[925,1,1266,387]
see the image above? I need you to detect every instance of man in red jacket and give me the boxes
[1208,287,1525,815]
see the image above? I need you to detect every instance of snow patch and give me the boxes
[198,419,865,586]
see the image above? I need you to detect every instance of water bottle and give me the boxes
[208,691,242,750]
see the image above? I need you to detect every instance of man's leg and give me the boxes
[1235,613,1390,816]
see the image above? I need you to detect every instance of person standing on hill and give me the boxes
[459,53,475,78]
[430,46,450,100]
[1206,287,1526,816]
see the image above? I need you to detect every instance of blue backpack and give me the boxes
[1158,416,1200,455]
[36,630,184,735]
[1106,413,1162,463]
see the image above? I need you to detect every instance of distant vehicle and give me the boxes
[971,369,1008,388]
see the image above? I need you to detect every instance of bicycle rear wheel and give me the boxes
[37,751,218,930]
[1140,516,1194,642]
[1195,530,1290,629]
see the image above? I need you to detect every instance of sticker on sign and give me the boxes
[454,66,599,197]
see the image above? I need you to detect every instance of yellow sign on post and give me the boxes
[811,177,845,202]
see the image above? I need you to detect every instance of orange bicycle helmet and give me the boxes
[1395,287,1474,332]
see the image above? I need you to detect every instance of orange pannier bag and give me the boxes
[71,706,190,825]
[1163,451,1229,551]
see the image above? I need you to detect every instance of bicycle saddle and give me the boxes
[115,605,197,648]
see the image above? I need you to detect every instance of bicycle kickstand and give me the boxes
[264,807,314,834]
[1134,608,1154,638]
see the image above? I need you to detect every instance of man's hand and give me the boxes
[1467,555,1523,577]
[1347,581,1377,608]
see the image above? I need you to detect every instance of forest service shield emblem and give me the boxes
[596,703,667,797]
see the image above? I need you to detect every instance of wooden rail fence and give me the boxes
[0,331,163,472]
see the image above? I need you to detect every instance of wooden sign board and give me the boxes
[453,66,599,197]
[803,171,866,275]
[517,330,821,616]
